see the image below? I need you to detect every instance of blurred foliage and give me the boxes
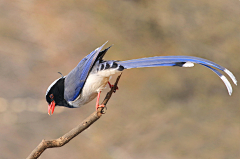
[0,0,239,159]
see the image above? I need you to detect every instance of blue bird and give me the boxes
[46,42,237,115]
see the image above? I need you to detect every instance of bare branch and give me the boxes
[27,73,122,159]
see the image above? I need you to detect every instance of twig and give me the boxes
[27,73,122,159]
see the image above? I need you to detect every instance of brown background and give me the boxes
[0,0,239,159]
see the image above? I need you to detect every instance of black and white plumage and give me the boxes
[46,42,237,115]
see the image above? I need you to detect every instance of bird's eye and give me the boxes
[49,94,54,99]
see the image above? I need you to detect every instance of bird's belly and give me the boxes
[70,71,115,107]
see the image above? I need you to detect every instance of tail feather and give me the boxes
[119,56,224,70]
[117,56,237,95]
[201,64,232,95]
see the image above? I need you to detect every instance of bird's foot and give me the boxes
[108,82,119,93]
[96,104,107,114]
[96,104,105,110]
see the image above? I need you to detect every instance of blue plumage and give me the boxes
[118,56,225,71]
[117,55,237,95]
[64,42,108,101]
[46,42,237,114]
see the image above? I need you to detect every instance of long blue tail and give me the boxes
[117,56,237,95]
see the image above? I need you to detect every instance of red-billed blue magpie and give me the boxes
[46,42,237,115]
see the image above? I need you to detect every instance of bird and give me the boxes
[46,41,237,115]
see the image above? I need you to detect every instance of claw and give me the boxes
[96,104,105,110]
[108,82,119,93]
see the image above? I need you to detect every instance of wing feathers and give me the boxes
[64,41,108,101]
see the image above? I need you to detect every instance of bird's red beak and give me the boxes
[48,101,55,115]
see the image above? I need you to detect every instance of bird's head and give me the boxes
[46,77,66,115]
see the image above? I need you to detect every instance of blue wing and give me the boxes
[117,56,237,95]
[64,42,237,101]
[64,41,109,101]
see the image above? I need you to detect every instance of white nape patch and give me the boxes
[224,69,237,85]
[182,62,194,67]
[220,75,233,96]
[46,77,62,95]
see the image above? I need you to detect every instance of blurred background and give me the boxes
[0,0,239,159]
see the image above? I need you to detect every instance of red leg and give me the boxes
[108,81,119,92]
[108,82,112,88]
[96,91,105,111]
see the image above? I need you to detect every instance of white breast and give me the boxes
[68,68,121,107]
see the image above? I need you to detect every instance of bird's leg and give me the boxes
[108,81,118,93]
[96,91,105,111]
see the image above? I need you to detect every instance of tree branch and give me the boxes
[27,73,122,159]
